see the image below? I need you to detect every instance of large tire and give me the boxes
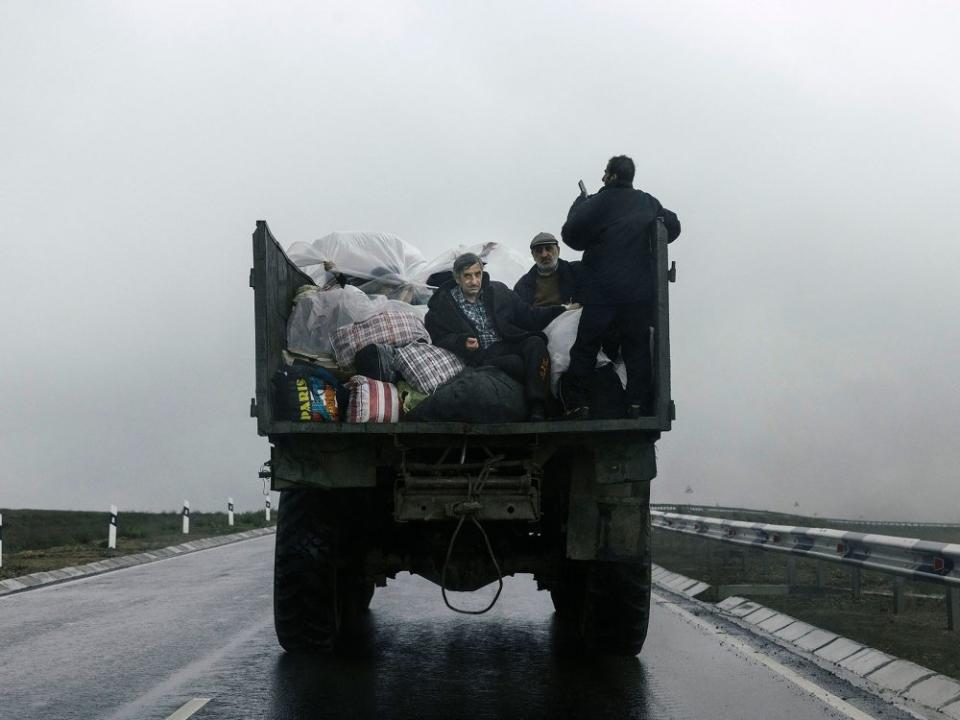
[579,560,651,656]
[341,575,375,612]
[549,560,585,617]
[273,488,342,653]
[554,500,652,656]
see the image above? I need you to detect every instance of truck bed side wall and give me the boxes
[251,221,317,436]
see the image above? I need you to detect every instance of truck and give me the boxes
[250,219,676,656]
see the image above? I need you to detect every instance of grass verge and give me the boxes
[0,508,274,581]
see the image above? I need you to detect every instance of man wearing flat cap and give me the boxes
[513,232,583,308]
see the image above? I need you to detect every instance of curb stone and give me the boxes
[651,563,960,718]
[0,526,276,597]
[905,676,960,710]
[756,612,795,633]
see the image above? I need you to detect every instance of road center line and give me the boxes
[165,698,210,720]
[652,592,878,720]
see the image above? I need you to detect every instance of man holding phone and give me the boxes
[560,155,681,419]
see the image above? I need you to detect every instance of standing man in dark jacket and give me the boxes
[560,155,680,419]
[426,253,577,421]
[514,232,582,307]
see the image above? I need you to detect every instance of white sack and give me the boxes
[418,241,529,289]
[543,308,612,395]
[287,231,432,303]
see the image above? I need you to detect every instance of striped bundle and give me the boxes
[345,376,400,423]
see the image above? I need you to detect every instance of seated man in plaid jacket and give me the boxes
[425,252,578,421]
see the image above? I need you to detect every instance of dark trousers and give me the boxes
[567,302,654,408]
[474,336,550,403]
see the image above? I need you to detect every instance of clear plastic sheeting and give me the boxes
[288,231,433,303]
[328,285,427,330]
[543,309,614,394]
[286,286,346,358]
[416,241,529,289]
[286,283,429,368]
[285,232,544,374]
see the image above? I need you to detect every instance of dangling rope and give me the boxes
[440,455,506,615]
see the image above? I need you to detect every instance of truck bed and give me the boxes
[250,220,673,438]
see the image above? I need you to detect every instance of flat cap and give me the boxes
[530,232,558,249]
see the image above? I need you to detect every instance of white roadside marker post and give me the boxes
[0,512,4,568]
[265,496,272,522]
[182,500,190,534]
[108,505,118,549]
[227,498,234,527]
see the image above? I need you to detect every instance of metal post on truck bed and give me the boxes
[653,217,674,429]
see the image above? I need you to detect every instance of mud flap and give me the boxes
[566,496,650,561]
[592,439,657,485]
[271,439,377,489]
[565,441,654,561]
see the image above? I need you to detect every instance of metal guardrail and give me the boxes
[649,504,960,530]
[651,510,960,630]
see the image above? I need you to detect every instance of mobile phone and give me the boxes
[578,180,587,196]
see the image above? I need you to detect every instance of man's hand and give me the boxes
[563,303,582,311]
[465,337,480,350]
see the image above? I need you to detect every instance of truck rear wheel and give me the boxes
[553,496,652,655]
[552,558,651,655]
[549,560,585,617]
[579,560,651,656]
[274,488,342,653]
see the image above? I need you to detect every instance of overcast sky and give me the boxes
[1,1,958,519]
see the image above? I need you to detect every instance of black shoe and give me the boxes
[529,402,546,422]
[564,405,590,421]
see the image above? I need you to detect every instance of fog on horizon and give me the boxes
[1,1,958,521]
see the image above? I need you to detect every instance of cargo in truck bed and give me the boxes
[250,220,674,436]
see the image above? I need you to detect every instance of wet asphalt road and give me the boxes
[0,535,919,720]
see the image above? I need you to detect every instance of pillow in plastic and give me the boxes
[345,376,400,423]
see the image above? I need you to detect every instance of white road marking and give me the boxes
[653,592,878,720]
[165,697,210,720]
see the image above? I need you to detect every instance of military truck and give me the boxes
[250,219,676,655]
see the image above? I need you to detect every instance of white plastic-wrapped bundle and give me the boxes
[287,231,433,303]
[542,308,614,394]
[286,286,346,358]
[417,241,529,289]
[328,285,427,329]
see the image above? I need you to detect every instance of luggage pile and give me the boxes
[276,232,625,424]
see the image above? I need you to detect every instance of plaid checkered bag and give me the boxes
[345,376,400,423]
[331,311,430,368]
[394,343,466,395]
